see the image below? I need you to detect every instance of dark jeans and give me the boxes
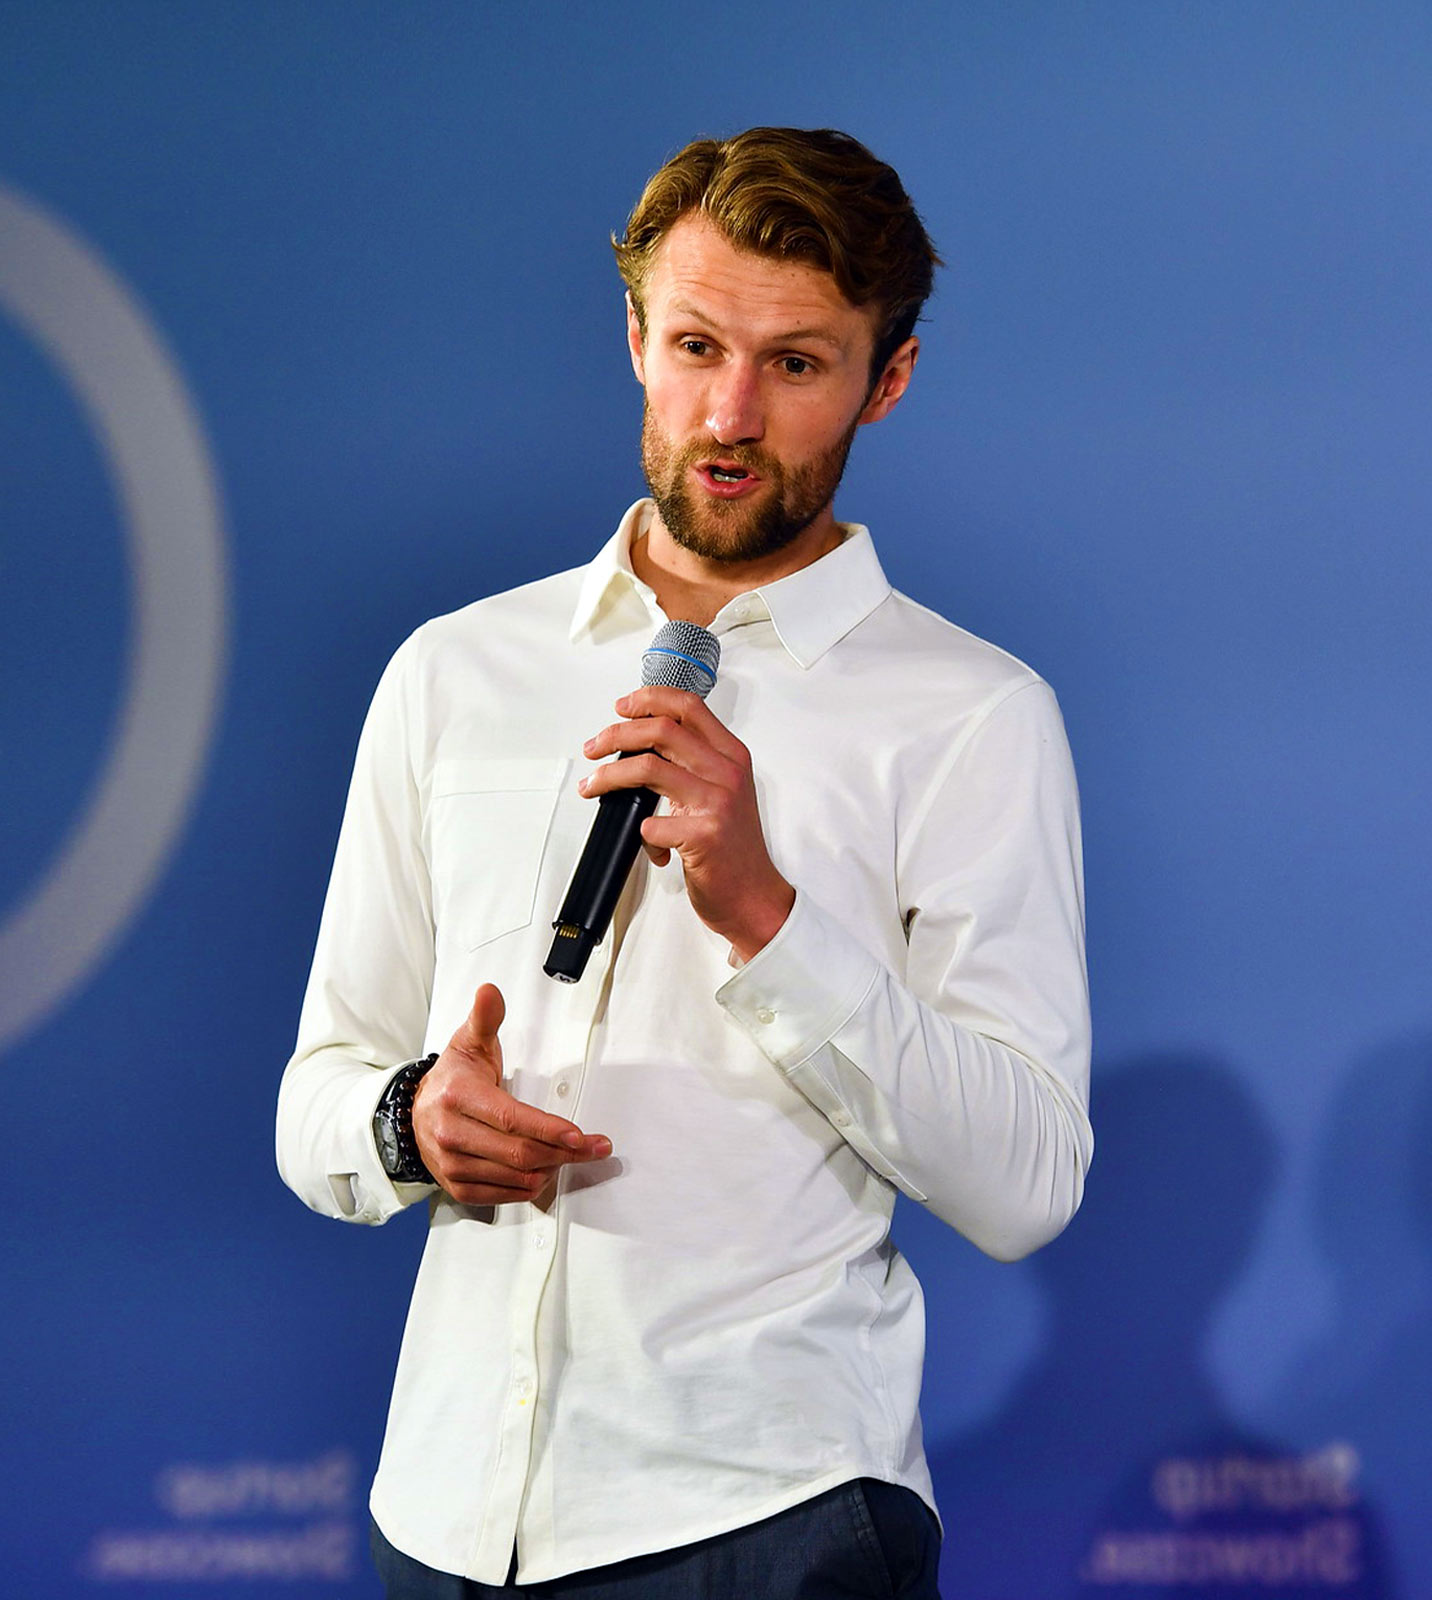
[371,1478,941,1599]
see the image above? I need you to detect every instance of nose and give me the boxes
[704,361,764,446]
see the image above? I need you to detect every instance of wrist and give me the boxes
[725,879,796,965]
[373,1055,438,1183]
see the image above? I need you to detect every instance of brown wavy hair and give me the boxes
[613,127,940,379]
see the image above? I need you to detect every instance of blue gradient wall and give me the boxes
[3,4,1429,1595]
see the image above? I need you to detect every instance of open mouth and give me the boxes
[690,455,764,497]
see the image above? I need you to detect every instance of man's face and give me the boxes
[628,214,913,568]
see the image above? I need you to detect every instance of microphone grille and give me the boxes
[641,621,721,700]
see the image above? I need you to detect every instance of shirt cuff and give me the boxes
[715,890,881,1072]
[326,1062,437,1224]
[716,893,929,1202]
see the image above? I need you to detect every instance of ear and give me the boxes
[857,336,919,426]
[626,292,646,385]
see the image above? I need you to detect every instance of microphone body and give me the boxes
[544,622,721,983]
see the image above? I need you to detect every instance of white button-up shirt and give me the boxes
[277,501,1092,1584]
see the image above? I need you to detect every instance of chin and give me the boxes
[656,489,815,565]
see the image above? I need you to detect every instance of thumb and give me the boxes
[457,982,506,1056]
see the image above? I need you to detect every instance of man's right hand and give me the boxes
[411,983,611,1206]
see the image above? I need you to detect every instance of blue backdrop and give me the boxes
[3,3,1429,1595]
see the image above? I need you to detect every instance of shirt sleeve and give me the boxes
[275,632,439,1224]
[716,678,1091,1262]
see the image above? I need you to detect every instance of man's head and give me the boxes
[614,127,939,388]
[616,128,939,572]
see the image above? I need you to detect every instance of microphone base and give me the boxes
[544,922,599,984]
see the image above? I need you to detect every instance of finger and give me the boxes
[460,982,505,1047]
[443,984,507,1083]
[614,687,749,761]
[439,1116,611,1173]
[583,715,734,785]
[441,1154,556,1190]
[419,1065,609,1160]
[579,750,716,810]
[440,1168,554,1208]
[641,840,672,866]
[422,1103,611,1188]
[459,1080,611,1158]
[638,812,762,865]
[640,813,711,853]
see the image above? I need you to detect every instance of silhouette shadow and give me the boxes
[928,1053,1390,1598]
[1266,1033,1432,1596]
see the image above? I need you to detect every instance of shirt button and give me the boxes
[555,1080,570,1099]
[515,1376,533,1401]
[534,1233,548,1251]
[755,1006,776,1025]
[831,1110,852,1129]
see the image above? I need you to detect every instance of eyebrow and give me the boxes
[667,299,847,353]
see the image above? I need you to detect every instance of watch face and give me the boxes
[376,1114,402,1174]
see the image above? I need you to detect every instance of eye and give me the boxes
[679,338,711,357]
[779,355,815,377]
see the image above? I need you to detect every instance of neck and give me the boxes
[630,503,844,625]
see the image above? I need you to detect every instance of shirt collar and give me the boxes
[569,499,892,669]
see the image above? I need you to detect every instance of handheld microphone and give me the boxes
[543,621,721,983]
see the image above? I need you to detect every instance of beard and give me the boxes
[641,402,859,565]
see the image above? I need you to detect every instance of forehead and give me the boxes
[643,213,875,350]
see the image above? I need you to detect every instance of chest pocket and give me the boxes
[428,757,568,950]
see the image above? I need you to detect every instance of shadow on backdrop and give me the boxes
[1266,1033,1432,1597]
[930,1053,1390,1598]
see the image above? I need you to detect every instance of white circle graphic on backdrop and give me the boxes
[0,184,229,1053]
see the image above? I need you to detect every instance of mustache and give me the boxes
[671,438,779,476]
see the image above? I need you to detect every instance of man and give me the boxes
[278,127,1091,1599]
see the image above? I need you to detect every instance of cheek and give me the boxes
[642,366,701,431]
[781,394,863,457]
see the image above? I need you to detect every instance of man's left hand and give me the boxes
[580,687,794,963]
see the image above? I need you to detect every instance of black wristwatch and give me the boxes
[373,1054,439,1183]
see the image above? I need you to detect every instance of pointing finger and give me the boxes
[614,687,747,761]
